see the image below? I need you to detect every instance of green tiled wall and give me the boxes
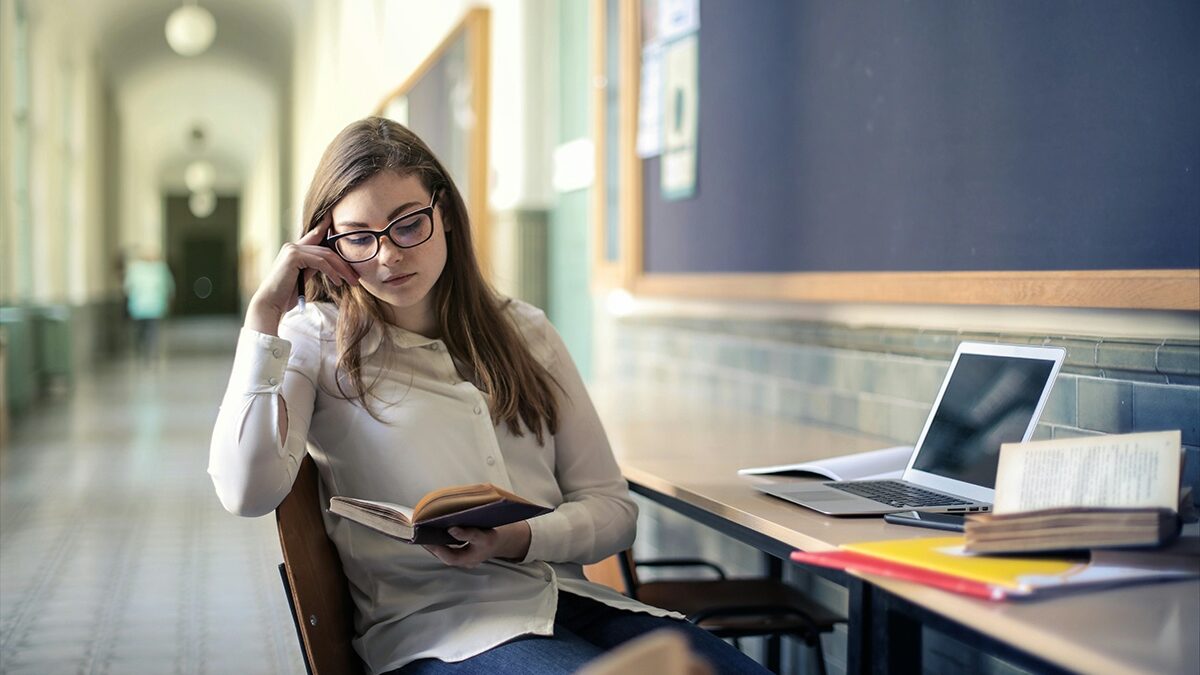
[614,317,1199,457]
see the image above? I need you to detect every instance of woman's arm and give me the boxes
[207,317,321,517]
[521,319,639,566]
[209,219,353,517]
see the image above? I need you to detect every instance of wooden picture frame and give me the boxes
[375,8,492,274]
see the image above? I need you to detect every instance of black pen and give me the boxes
[296,270,306,312]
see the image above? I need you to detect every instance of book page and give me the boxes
[737,445,913,481]
[993,430,1181,514]
[414,484,501,521]
[330,497,415,524]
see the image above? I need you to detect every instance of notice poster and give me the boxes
[636,45,664,159]
[661,33,699,200]
[636,0,702,198]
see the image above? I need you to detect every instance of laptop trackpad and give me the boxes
[779,488,859,501]
[804,491,859,501]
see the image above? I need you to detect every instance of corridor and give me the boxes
[0,320,305,674]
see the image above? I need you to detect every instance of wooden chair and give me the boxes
[586,551,843,675]
[276,454,364,675]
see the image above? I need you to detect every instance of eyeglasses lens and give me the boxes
[332,212,432,263]
[333,234,378,263]
[388,212,432,248]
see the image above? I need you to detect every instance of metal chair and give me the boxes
[276,454,363,675]
[587,551,843,675]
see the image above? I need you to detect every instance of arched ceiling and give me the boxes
[41,0,301,192]
[93,0,297,83]
[122,56,276,192]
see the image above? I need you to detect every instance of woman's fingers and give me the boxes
[287,243,359,286]
[421,528,497,569]
[291,214,360,286]
[296,213,332,245]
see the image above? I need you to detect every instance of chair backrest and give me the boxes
[276,454,363,675]
[583,550,640,597]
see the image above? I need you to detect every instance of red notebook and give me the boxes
[791,549,1012,600]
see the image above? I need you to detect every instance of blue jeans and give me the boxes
[390,592,772,674]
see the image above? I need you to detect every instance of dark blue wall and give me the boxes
[643,0,1200,273]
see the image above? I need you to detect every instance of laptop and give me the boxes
[755,342,1065,516]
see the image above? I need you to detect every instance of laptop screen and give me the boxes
[911,353,1056,489]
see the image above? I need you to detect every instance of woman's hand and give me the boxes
[423,521,532,569]
[245,215,360,336]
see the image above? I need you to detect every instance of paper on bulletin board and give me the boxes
[658,0,700,43]
[661,33,699,200]
[636,45,664,159]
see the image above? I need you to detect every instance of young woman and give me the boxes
[208,117,768,674]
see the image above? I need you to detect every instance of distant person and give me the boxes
[124,248,175,362]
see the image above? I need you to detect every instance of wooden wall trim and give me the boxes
[374,15,472,117]
[618,0,643,290]
[467,8,491,275]
[631,269,1200,310]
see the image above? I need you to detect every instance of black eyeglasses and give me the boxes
[325,193,438,263]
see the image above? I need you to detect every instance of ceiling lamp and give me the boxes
[189,189,217,218]
[184,159,215,192]
[165,3,217,57]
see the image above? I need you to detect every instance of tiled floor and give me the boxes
[0,320,305,674]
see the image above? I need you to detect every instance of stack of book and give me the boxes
[963,506,1180,554]
[963,430,1184,554]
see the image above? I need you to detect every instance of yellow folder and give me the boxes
[842,536,1087,591]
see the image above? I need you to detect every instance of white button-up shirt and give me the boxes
[208,300,674,674]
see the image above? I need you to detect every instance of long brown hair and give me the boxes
[301,117,559,443]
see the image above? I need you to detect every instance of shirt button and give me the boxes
[267,377,278,386]
[486,456,495,466]
[473,406,482,415]
[428,343,440,351]
[271,347,282,358]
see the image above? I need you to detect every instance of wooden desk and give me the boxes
[592,386,1200,675]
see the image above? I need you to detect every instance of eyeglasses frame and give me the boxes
[324,192,440,263]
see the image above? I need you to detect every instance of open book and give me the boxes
[964,430,1183,553]
[737,445,913,481]
[329,483,552,545]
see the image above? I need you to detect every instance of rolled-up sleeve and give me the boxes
[522,320,637,565]
[208,312,320,517]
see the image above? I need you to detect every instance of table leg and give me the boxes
[845,577,871,675]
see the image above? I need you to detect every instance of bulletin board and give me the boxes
[597,0,1200,309]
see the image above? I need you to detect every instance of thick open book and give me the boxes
[737,445,913,481]
[329,483,552,545]
[964,430,1183,553]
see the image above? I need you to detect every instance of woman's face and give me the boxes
[329,171,448,335]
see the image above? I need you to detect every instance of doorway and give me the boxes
[164,194,240,317]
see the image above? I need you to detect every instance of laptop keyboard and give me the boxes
[827,480,973,508]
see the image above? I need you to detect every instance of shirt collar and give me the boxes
[360,321,440,354]
[387,324,440,349]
